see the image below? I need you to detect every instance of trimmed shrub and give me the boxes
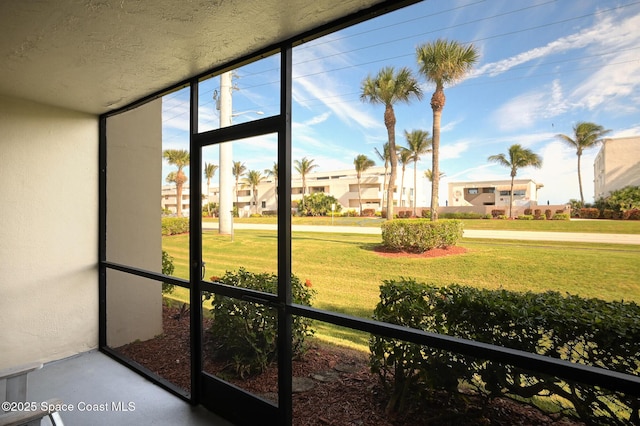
[370,280,640,424]
[623,209,640,220]
[421,209,431,219]
[496,214,508,220]
[397,210,412,218]
[491,209,505,218]
[361,208,376,217]
[440,212,486,219]
[162,217,189,235]
[524,208,533,215]
[261,210,277,216]
[545,209,552,220]
[552,213,570,220]
[381,219,463,253]
[207,268,315,378]
[579,208,600,219]
[517,214,534,220]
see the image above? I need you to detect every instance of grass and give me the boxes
[164,229,640,348]
[203,215,640,234]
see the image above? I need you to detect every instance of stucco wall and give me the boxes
[0,95,98,369]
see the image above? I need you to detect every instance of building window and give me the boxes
[467,188,479,194]
[483,188,495,193]
[500,190,511,196]
[261,201,266,208]
[514,190,526,196]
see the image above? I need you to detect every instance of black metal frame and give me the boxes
[98,1,640,425]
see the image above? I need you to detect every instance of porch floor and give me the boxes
[25,350,234,426]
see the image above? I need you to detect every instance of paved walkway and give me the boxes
[202,222,640,245]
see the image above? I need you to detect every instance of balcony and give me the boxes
[10,351,231,426]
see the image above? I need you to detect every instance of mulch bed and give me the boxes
[118,304,583,425]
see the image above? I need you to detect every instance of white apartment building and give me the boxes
[162,165,427,216]
[594,136,640,200]
[448,179,543,209]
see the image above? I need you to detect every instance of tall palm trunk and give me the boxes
[413,163,418,216]
[357,175,363,213]
[430,87,445,221]
[384,105,397,220]
[509,174,515,219]
[577,153,584,206]
[176,182,183,217]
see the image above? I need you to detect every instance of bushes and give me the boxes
[552,213,570,220]
[162,217,189,235]
[491,209,506,218]
[370,279,640,424]
[579,208,601,219]
[207,268,315,378]
[298,193,342,216]
[381,219,463,253]
[440,212,486,219]
[361,208,376,217]
[161,250,175,294]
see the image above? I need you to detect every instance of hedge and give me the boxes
[381,219,463,253]
[370,279,640,424]
[161,217,189,235]
[206,268,315,378]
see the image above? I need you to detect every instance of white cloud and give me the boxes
[440,141,469,160]
[493,79,568,131]
[293,36,381,131]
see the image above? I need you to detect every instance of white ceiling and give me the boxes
[0,0,391,115]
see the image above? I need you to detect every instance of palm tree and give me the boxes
[294,157,318,209]
[245,170,263,214]
[488,144,543,218]
[405,129,432,216]
[398,147,413,209]
[424,169,445,182]
[264,162,279,206]
[361,66,422,219]
[373,143,390,212]
[232,161,246,207]
[353,154,375,214]
[417,39,478,221]
[555,121,611,206]
[203,162,218,217]
[163,149,190,217]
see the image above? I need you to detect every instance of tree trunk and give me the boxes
[176,182,183,217]
[384,105,397,220]
[430,87,445,221]
[577,153,584,206]
[413,162,417,217]
[357,176,362,214]
[509,175,515,218]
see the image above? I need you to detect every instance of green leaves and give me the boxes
[370,280,640,423]
[208,268,315,378]
[381,219,463,253]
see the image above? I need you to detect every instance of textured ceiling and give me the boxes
[0,0,390,114]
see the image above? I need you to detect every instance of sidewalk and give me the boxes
[202,222,640,245]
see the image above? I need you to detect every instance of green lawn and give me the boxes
[164,228,640,348]
[203,216,640,234]
[165,230,640,310]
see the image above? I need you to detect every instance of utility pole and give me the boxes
[218,71,233,234]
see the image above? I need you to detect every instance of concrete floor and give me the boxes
[24,350,234,426]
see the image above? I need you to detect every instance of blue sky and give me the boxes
[163,0,640,205]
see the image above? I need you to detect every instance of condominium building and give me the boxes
[594,136,640,200]
[448,179,543,208]
[163,166,426,216]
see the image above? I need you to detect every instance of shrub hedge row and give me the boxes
[161,217,189,235]
[370,279,640,424]
[381,219,463,253]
